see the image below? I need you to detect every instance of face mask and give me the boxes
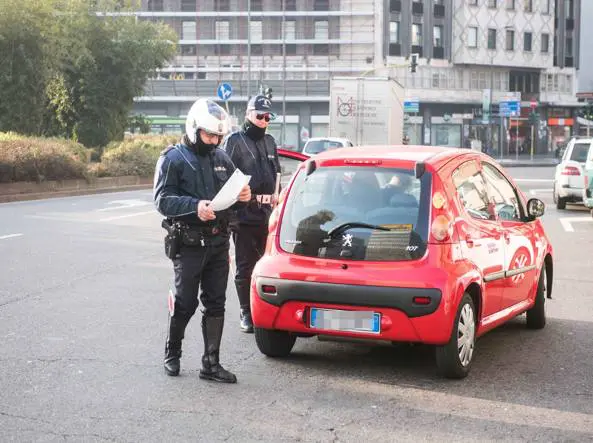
[243,120,266,141]
[195,136,218,157]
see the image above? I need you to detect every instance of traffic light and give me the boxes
[579,102,593,120]
[528,111,540,124]
[264,87,273,100]
[410,53,418,73]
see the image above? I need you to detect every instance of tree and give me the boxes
[0,0,176,146]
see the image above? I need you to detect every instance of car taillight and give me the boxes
[430,191,453,242]
[561,166,580,176]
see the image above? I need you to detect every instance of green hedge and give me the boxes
[0,132,180,183]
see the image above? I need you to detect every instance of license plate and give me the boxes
[309,308,380,334]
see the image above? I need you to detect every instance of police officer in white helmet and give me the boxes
[153,98,251,383]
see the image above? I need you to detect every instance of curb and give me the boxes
[0,177,152,204]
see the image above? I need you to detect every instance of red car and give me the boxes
[255,146,553,378]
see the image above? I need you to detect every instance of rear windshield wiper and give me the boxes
[326,222,391,238]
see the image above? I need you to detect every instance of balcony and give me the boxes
[566,19,574,30]
[411,45,423,57]
[412,2,423,15]
[565,57,574,67]
[433,47,444,59]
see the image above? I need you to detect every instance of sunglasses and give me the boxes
[255,114,271,122]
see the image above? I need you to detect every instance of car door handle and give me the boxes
[465,235,477,247]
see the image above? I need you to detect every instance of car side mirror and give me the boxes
[526,198,545,219]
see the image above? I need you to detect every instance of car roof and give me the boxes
[311,144,468,169]
[305,137,351,144]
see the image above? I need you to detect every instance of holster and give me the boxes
[162,219,182,259]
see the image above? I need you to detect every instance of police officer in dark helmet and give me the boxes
[222,95,281,333]
[153,98,251,383]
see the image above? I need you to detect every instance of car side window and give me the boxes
[452,161,495,221]
[481,163,523,222]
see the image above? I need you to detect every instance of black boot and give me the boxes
[164,316,188,376]
[235,278,253,333]
[199,316,237,383]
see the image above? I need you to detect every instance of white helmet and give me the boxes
[185,98,230,144]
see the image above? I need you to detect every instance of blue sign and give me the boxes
[217,83,233,101]
[404,99,420,113]
[499,100,520,117]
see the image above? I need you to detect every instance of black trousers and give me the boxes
[171,239,230,321]
[232,224,268,281]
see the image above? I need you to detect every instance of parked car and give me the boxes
[302,137,353,156]
[553,137,593,209]
[252,145,553,379]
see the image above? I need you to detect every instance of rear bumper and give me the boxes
[557,185,584,201]
[251,278,451,344]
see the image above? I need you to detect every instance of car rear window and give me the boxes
[304,140,344,154]
[570,142,591,163]
[279,166,431,261]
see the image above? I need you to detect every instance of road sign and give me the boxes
[404,98,419,113]
[217,83,233,101]
[500,100,520,117]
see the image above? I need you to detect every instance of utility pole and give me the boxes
[281,1,286,148]
[247,0,251,100]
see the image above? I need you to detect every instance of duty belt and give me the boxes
[254,194,273,205]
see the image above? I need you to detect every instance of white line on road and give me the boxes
[0,233,24,240]
[559,216,593,232]
[514,178,554,183]
[97,199,152,212]
[99,211,156,222]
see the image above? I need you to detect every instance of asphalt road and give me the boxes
[1,166,592,442]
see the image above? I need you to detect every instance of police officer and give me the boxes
[223,95,281,333]
[153,98,251,383]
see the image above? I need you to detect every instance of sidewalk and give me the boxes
[494,154,559,168]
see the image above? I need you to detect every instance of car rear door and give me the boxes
[452,160,505,317]
[481,162,540,310]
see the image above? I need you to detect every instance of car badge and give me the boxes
[342,233,353,248]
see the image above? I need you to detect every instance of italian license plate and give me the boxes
[309,308,380,334]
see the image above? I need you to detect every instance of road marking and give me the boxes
[97,199,152,212]
[514,178,554,183]
[99,210,156,222]
[559,216,593,232]
[0,233,23,240]
[529,188,553,195]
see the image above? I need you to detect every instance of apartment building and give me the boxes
[130,0,580,153]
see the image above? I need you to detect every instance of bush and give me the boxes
[0,132,89,183]
[99,135,179,177]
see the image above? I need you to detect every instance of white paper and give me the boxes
[209,169,251,211]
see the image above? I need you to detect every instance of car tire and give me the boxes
[254,327,296,357]
[526,267,546,330]
[435,294,476,379]
[554,185,567,209]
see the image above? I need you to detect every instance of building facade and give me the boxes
[129,0,581,154]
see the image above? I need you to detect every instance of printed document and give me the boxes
[209,169,251,211]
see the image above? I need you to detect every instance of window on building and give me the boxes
[250,20,263,42]
[506,29,515,50]
[389,21,400,43]
[524,32,532,51]
[251,0,263,11]
[180,0,196,12]
[412,24,423,46]
[524,0,533,12]
[467,27,478,48]
[468,0,478,5]
[182,21,196,40]
[488,0,497,8]
[216,21,230,40]
[314,0,329,11]
[488,28,497,49]
[565,0,574,18]
[542,0,550,14]
[284,21,296,40]
[434,25,443,47]
[214,0,230,11]
[314,21,329,40]
[147,0,163,11]
[541,33,549,52]
[566,37,573,56]
[284,0,297,11]
[505,0,515,9]
[180,45,196,56]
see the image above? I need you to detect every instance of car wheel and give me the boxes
[435,294,476,379]
[554,185,567,209]
[526,267,546,330]
[254,327,296,357]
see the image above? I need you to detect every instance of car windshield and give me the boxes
[304,140,344,154]
[279,166,431,261]
[570,142,591,163]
